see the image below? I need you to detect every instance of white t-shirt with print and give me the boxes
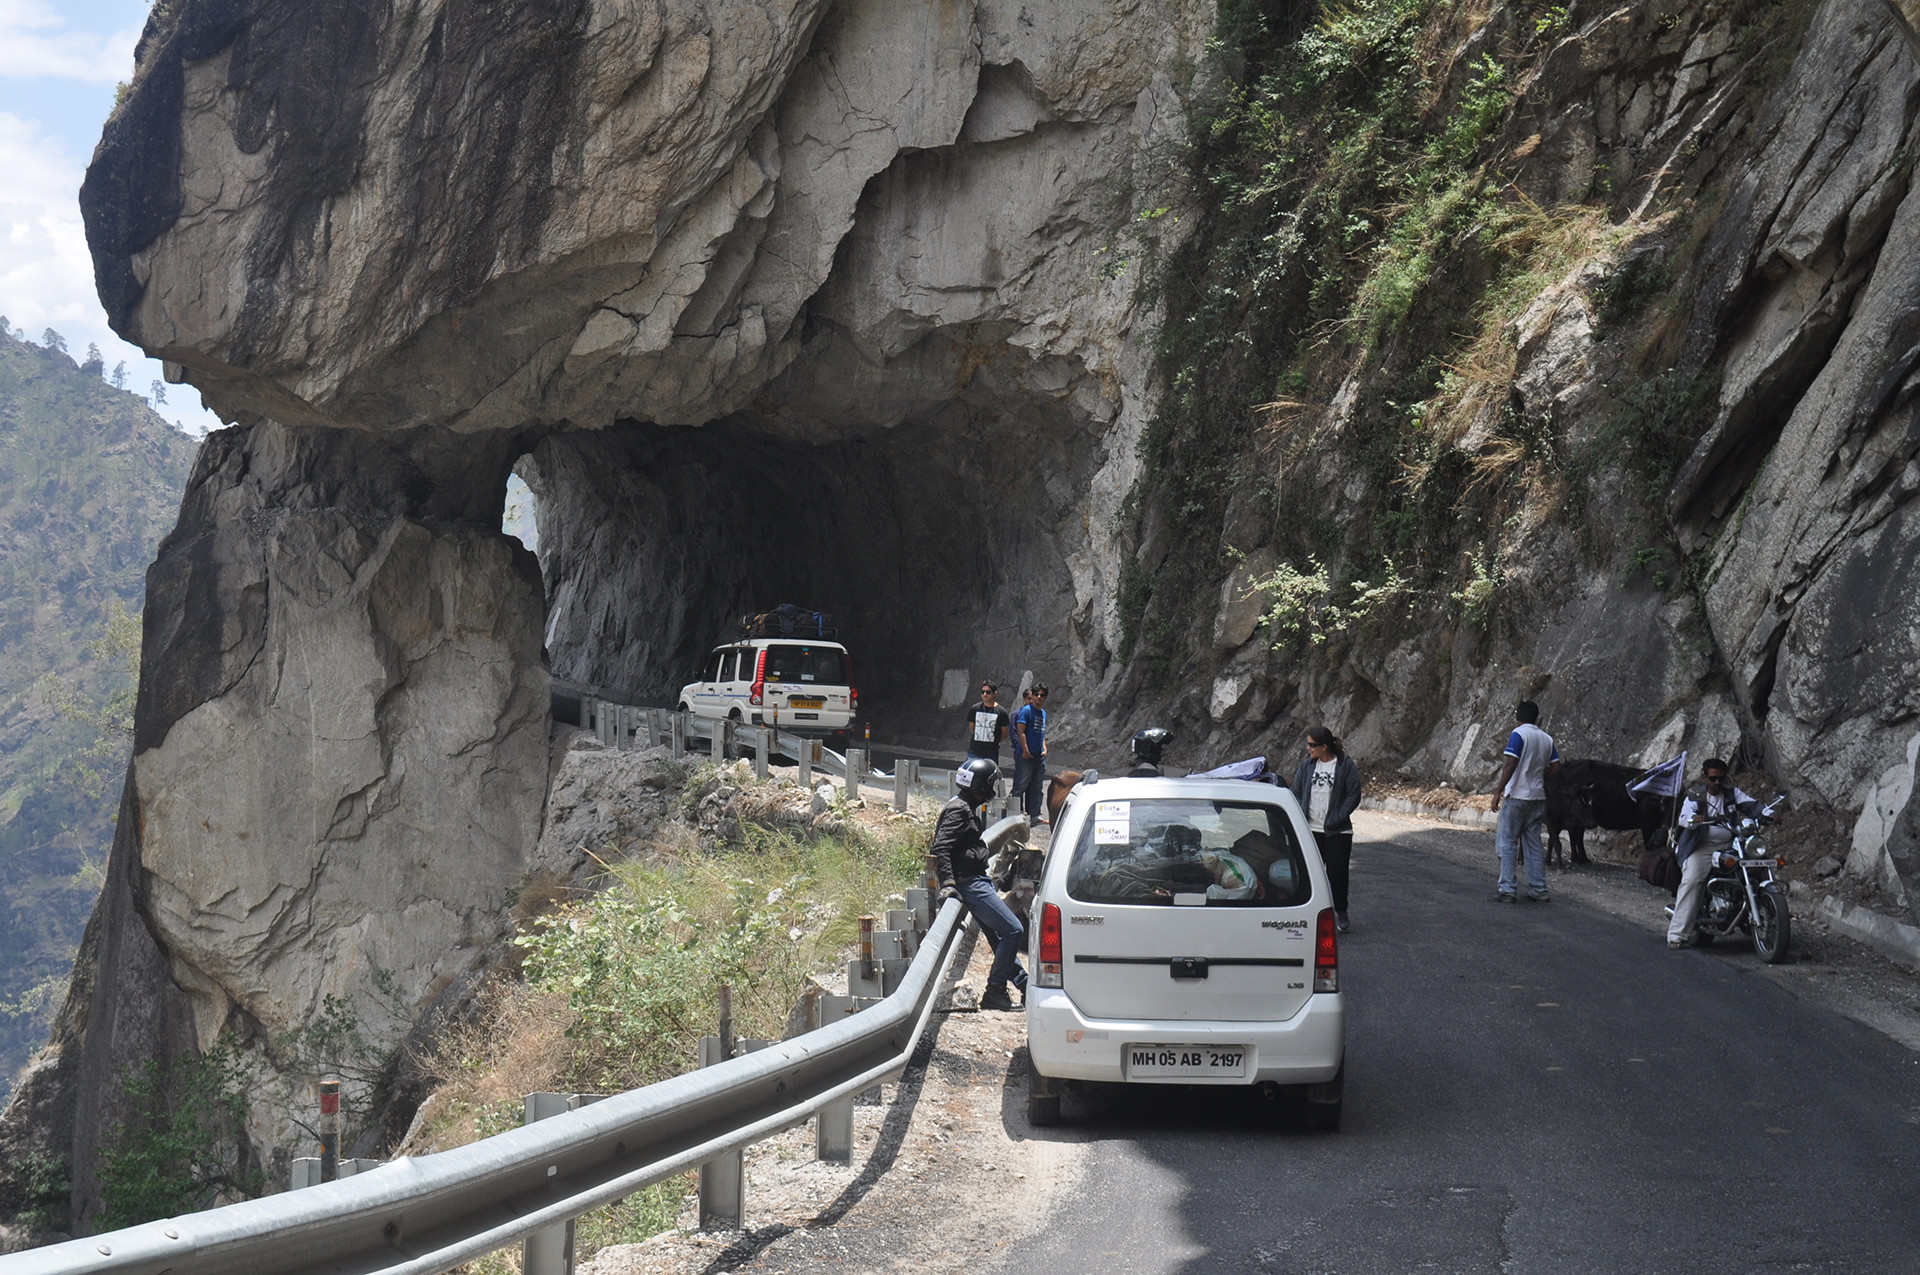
[1308,758,1338,831]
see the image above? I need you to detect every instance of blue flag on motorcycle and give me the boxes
[1629,751,1687,798]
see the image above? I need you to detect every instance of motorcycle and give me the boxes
[1671,794,1792,963]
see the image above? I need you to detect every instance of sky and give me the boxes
[0,0,222,433]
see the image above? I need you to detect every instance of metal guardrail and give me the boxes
[2,818,1031,1275]
[573,699,1018,815]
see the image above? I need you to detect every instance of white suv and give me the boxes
[1024,775,1345,1128]
[677,638,857,741]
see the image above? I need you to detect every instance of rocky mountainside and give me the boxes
[8,0,1920,1243]
[0,328,197,1104]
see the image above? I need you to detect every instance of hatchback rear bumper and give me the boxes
[1026,987,1344,1085]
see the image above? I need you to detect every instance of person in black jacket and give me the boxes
[933,758,1028,1010]
[1290,725,1362,932]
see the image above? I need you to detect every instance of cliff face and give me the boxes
[10,0,1920,1240]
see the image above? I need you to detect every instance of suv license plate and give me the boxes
[1125,1045,1248,1079]
[789,697,825,709]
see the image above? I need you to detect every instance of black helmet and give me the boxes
[955,757,999,804]
[1131,727,1172,766]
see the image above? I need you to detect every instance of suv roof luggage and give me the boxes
[739,603,837,640]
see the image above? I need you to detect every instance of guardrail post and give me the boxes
[996,777,1012,817]
[753,728,769,780]
[797,738,812,789]
[905,887,932,934]
[318,1079,341,1182]
[522,1092,577,1274]
[845,748,865,802]
[714,719,731,762]
[893,763,910,812]
[698,989,744,1230]
[670,712,685,759]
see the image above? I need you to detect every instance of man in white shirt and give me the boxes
[1667,759,1757,948]
[1489,700,1560,902]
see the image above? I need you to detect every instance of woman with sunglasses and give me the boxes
[1290,726,1362,932]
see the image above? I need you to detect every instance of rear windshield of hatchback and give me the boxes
[763,645,849,684]
[1065,797,1311,907]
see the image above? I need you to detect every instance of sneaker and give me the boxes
[1527,893,1550,903]
[1492,891,1517,903]
[1667,938,1689,949]
[1335,911,1350,933]
[980,986,1017,1012]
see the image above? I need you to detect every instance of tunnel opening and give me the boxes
[520,335,1111,744]
[503,466,540,553]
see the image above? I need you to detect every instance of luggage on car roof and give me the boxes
[740,604,837,639]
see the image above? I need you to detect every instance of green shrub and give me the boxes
[97,1041,263,1230]
[513,817,928,1095]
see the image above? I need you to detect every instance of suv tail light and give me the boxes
[1037,902,1062,988]
[850,686,859,712]
[1314,907,1338,994]
[750,649,766,706]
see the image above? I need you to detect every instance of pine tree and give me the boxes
[42,329,67,354]
[81,344,104,375]
[110,362,128,390]
[150,380,168,406]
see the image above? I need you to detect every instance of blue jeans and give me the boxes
[1012,755,1046,822]
[957,876,1027,991]
[1497,798,1548,897]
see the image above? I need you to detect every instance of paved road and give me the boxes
[995,813,1920,1273]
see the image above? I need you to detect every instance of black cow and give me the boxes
[1544,758,1671,867]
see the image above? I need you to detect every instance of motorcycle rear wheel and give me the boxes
[1752,886,1791,964]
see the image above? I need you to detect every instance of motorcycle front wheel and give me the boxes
[1752,885,1791,964]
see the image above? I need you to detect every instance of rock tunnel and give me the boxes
[525,366,1103,730]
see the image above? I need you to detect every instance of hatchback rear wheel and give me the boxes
[1304,1063,1344,1132]
[1027,1055,1062,1127]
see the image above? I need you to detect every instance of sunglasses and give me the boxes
[1705,773,1726,782]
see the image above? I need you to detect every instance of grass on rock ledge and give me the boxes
[420,766,932,1269]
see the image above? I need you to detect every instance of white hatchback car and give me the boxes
[677,638,857,741]
[1024,775,1345,1128]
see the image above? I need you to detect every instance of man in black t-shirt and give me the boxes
[965,682,1010,761]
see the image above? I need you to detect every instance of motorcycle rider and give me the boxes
[1667,758,1758,949]
[1128,727,1173,777]
[934,758,1028,1010]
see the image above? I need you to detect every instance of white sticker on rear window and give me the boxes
[1094,801,1130,844]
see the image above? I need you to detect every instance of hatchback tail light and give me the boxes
[1037,902,1063,988]
[750,649,766,706]
[1314,907,1338,994]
